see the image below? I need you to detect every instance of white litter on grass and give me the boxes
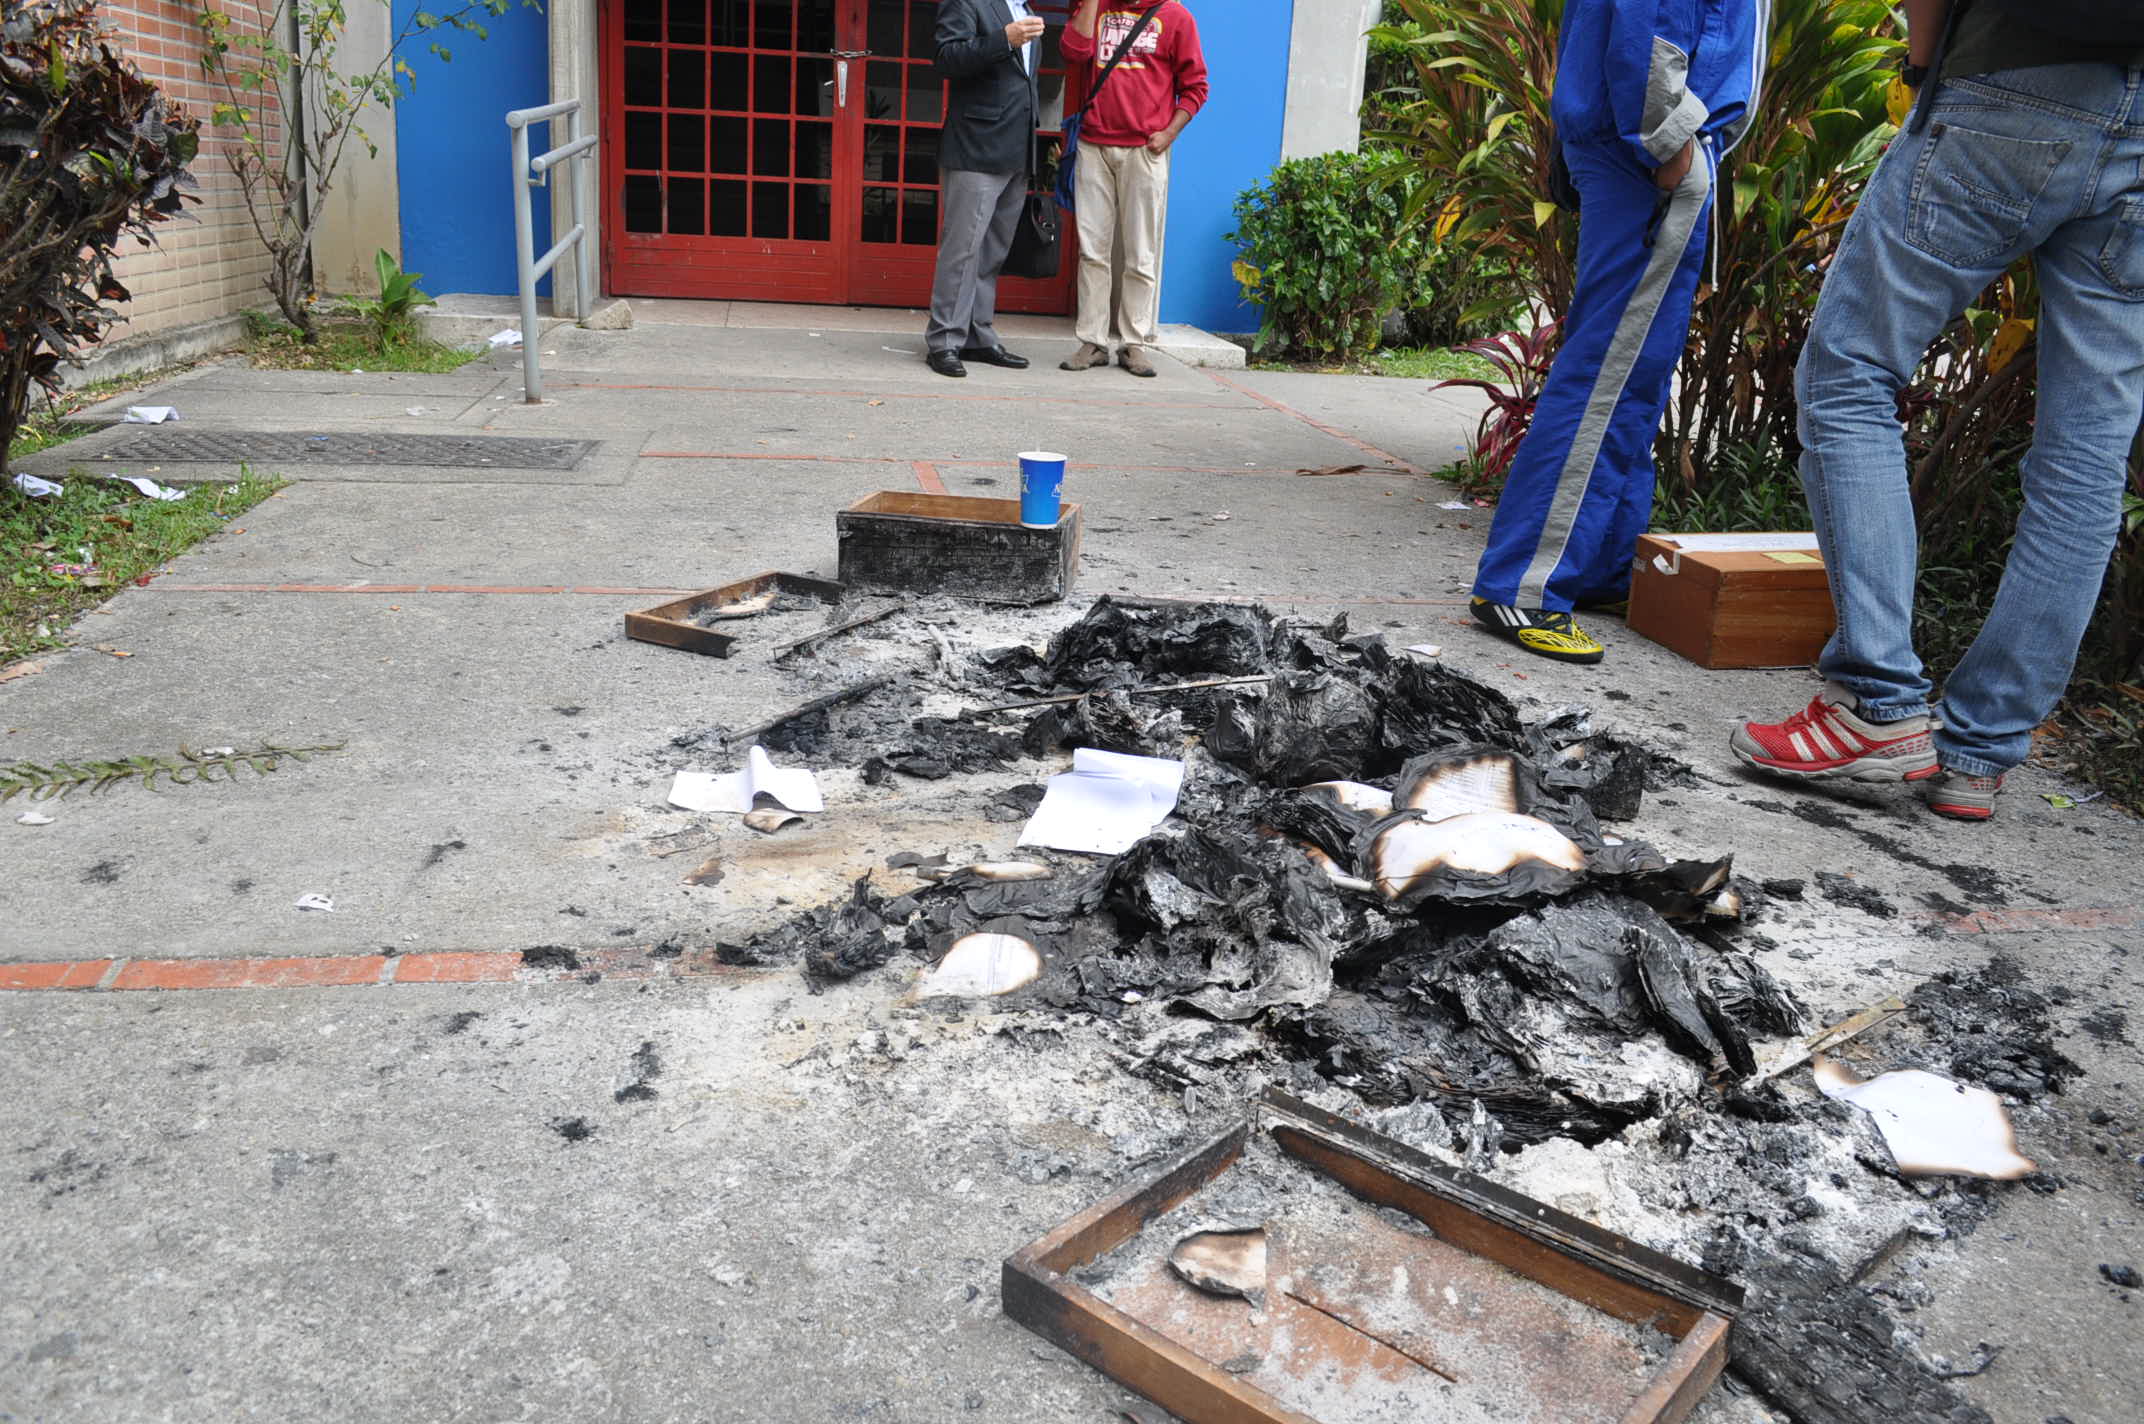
[113,475,184,501]
[488,328,523,349]
[294,894,336,913]
[668,745,824,815]
[17,810,55,826]
[122,406,178,424]
[201,746,236,757]
[1812,1055,2037,1180]
[1017,748,1184,856]
[11,473,63,498]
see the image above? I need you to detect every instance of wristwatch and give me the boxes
[1900,60,1930,88]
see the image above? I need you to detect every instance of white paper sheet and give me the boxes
[1656,531,1818,552]
[1017,748,1184,855]
[113,475,185,501]
[1813,1056,2036,1179]
[668,745,825,815]
[122,406,178,424]
[10,473,63,498]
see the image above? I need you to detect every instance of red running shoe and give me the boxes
[1920,768,2004,821]
[1731,682,1939,783]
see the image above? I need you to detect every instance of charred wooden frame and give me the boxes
[1003,1088,1741,1424]
[623,571,846,658]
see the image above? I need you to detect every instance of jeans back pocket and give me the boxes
[1907,122,2069,269]
[2097,195,2144,300]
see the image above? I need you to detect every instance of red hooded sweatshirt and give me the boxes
[1058,1,1210,148]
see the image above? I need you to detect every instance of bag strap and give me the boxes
[1073,6,1163,122]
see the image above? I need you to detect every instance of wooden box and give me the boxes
[836,491,1082,605]
[1627,532,1836,669]
[622,570,844,658]
[1004,1089,1740,1424]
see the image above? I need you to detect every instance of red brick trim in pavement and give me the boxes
[557,380,1241,411]
[1939,905,2144,935]
[639,450,1402,477]
[2,947,746,994]
[912,460,949,495]
[1200,368,1429,477]
[5,906,2136,995]
[143,584,699,597]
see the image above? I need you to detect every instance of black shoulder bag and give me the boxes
[1004,127,1063,279]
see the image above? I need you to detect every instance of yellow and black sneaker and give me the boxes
[1470,598,1606,664]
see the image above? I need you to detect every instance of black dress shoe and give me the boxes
[926,350,967,378]
[960,346,1029,369]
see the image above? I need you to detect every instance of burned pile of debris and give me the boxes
[727,595,1796,1150]
[716,596,2080,1422]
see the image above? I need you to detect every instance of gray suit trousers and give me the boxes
[926,168,1027,355]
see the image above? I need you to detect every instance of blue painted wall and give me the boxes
[392,1,552,296]
[1158,0,1291,332]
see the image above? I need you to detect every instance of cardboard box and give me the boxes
[836,491,1083,605]
[1627,532,1836,669]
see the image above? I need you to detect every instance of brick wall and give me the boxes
[99,1,281,343]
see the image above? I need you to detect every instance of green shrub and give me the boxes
[1228,152,1427,363]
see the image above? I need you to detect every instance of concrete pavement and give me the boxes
[1,311,2138,1423]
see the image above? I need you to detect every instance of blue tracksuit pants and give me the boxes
[1472,139,1714,611]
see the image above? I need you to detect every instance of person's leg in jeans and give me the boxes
[1735,63,2138,804]
[1935,72,2144,776]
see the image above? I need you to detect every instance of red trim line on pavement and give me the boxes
[1,947,750,993]
[141,584,698,597]
[557,381,1243,411]
[1200,368,1428,476]
[638,450,1380,476]
[6,905,2134,994]
[912,460,949,494]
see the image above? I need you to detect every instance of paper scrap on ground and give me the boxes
[112,474,184,501]
[122,406,177,424]
[488,328,523,349]
[1406,643,1443,658]
[668,744,825,815]
[1438,500,1469,510]
[294,894,336,913]
[17,810,55,826]
[1813,1055,2036,1179]
[11,473,63,498]
[1017,747,1184,855]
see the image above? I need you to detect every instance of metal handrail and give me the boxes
[507,99,597,404]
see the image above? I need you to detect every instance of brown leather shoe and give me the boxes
[1120,346,1156,378]
[1059,342,1110,371]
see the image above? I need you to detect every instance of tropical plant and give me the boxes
[1656,0,1900,497]
[195,0,531,341]
[337,248,435,350]
[1366,0,1573,328]
[1,0,198,478]
[1229,150,1430,362]
[1430,321,1559,485]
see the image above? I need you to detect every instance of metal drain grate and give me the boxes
[99,430,597,470]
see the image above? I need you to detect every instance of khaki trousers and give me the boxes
[1073,141,1169,351]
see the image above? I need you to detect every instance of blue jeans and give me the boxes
[1797,64,2144,776]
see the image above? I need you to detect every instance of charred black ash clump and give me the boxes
[1907,957,2080,1101]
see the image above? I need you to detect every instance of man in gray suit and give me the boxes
[925,0,1045,377]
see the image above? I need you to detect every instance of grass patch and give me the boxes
[247,321,482,375]
[1248,345,1500,383]
[2,470,285,664]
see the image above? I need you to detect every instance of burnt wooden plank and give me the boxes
[1620,1313,1731,1424]
[623,571,844,659]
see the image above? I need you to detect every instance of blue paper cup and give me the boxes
[1018,451,1067,528]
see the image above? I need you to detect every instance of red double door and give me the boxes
[602,0,1078,313]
